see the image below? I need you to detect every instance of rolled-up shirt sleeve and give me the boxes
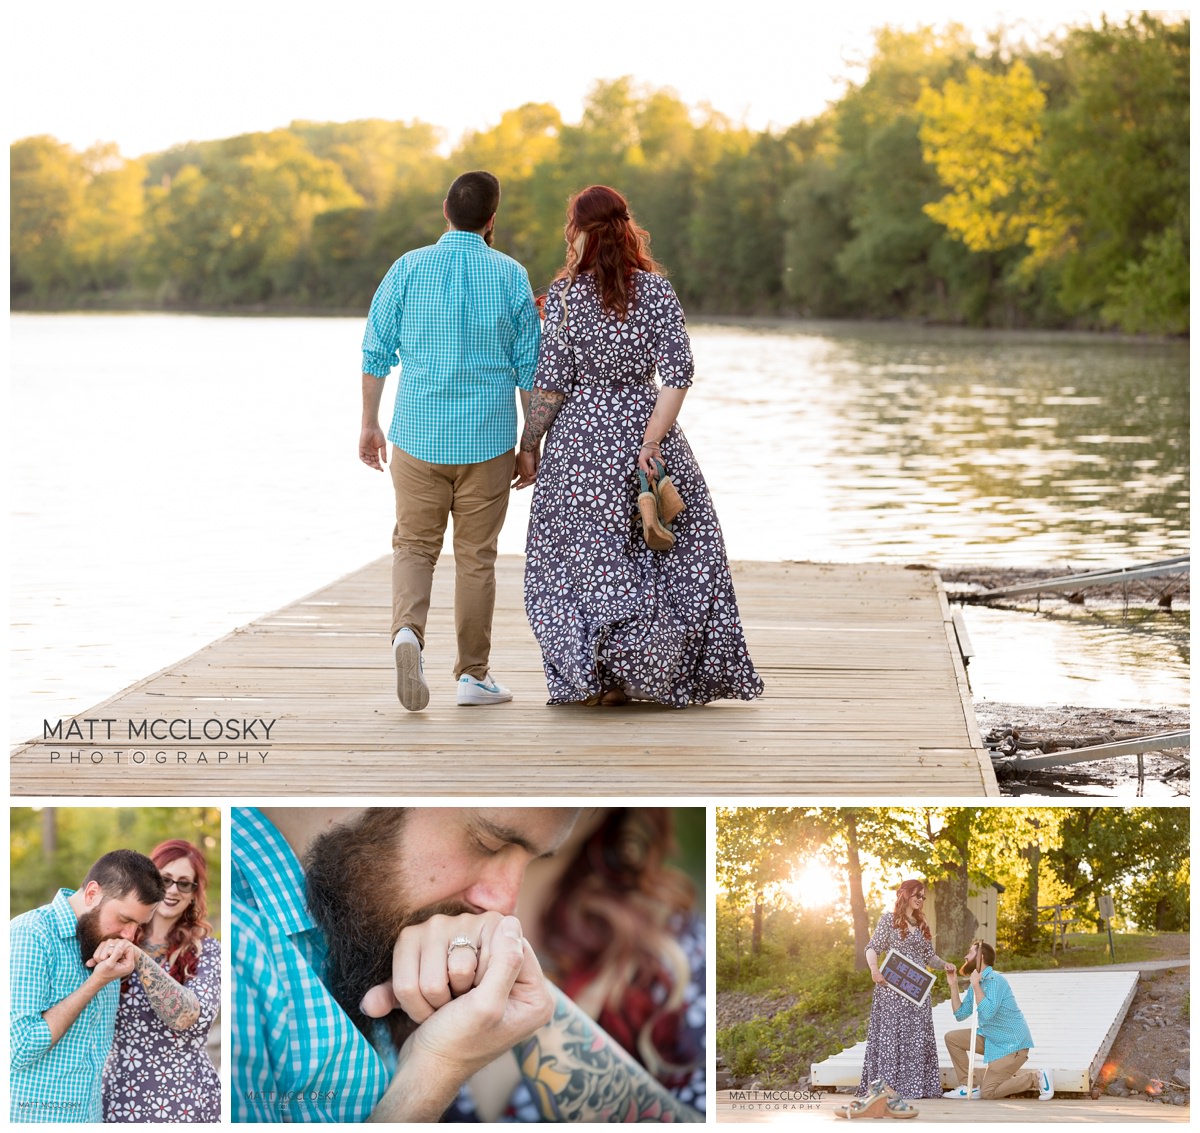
[10,921,55,1070]
[511,273,541,391]
[361,260,404,378]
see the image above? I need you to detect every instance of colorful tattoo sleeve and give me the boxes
[520,390,566,453]
[513,986,701,1122]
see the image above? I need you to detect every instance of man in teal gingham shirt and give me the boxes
[944,941,1053,1101]
[10,852,164,1123]
[230,811,576,1118]
[359,170,540,713]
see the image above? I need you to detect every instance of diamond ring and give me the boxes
[447,935,480,960]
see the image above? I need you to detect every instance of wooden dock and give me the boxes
[810,970,1139,1094]
[11,557,995,797]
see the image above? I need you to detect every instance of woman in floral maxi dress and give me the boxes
[517,185,763,707]
[858,879,956,1100]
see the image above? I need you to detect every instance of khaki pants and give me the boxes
[390,446,514,680]
[945,1029,1040,1099]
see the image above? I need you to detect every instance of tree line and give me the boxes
[716,806,1188,982]
[10,807,222,919]
[10,14,1188,333]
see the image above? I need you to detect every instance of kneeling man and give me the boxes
[943,941,1054,1101]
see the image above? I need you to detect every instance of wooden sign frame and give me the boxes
[879,949,936,1006]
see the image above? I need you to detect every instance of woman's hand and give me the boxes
[366,914,554,1123]
[637,442,662,476]
[869,967,887,985]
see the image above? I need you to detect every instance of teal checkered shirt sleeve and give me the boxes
[231,808,389,1122]
[952,969,1035,1061]
[10,892,116,1123]
[361,230,541,464]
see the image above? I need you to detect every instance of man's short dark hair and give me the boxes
[83,849,164,905]
[445,171,500,232]
[978,941,996,968]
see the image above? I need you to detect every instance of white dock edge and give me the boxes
[811,971,1139,1094]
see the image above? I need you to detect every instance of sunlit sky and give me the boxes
[8,3,1141,158]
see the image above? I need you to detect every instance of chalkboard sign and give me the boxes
[879,950,936,1006]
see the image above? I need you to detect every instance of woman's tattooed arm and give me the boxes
[513,986,701,1122]
[519,390,566,453]
[133,947,201,1031]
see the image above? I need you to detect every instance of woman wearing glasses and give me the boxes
[842,880,956,1117]
[101,840,221,1122]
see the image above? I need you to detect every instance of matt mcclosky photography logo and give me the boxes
[725,1089,822,1111]
[41,715,277,766]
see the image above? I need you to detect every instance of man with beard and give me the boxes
[359,170,541,712]
[231,807,702,1123]
[10,849,164,1123]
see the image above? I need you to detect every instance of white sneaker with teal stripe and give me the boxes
[393,628,429,712]
[456,672,512,705]
[942,1086,980,1099]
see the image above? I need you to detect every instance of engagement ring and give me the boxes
[447,935,480,960]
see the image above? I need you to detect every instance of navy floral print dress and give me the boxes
[857,913,942,1099]
[524,271,763,707]
[101,937,222,1122]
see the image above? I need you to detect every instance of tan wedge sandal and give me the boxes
[650,458,685,524]
[638,469,676,550]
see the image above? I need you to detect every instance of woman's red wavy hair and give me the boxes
[556,185,664,320]
[893,878,932,941]
[539,808,701,1086]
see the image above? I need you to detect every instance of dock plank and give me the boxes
[11,557,995,797]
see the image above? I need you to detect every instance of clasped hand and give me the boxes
[360,912,553,1078]
[87,938,138,983]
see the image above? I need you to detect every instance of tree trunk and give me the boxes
[751,893,764,956]
[932,866,975,957]
[845,813,871,969]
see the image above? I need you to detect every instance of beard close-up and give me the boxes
[75,904,109,966]
[303,809,474,1051]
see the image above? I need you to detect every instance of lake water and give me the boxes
[9,314,1189,743]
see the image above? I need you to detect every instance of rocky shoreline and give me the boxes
[939,566,1190,797]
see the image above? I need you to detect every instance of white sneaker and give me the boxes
[1037,1068,1054,1101]
[456,672,512,705]
[942,1086,980,1099]
[393,628,429,711]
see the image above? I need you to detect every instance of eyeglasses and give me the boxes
[912,894,926,902]
[162,876,197,894]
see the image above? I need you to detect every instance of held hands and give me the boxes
[360,912,553,1077]
[87,939,138,984]
[513,448,539,489]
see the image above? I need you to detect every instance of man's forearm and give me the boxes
[134,949,200,1031]
[514,986,701,1122]
[362,372,387,426]
[41,976,107,1047]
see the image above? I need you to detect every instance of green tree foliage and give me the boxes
[1050,807,1190,932]
[9,14,1187,330]
[10,807,222,924]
